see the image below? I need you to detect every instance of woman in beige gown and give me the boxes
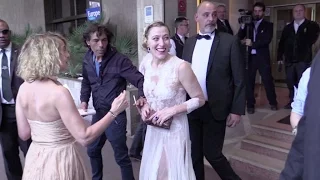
[15,32,129,180]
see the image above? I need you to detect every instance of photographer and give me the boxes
[238,2,278,114]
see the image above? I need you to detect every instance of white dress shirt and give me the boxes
[251,19,263,54]
[169,34,185,56]
[0,42,14,104]
[191,32,215,100]
[294,19,305,33]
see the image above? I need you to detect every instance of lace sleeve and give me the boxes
[139,53,152,75]
[183,97,201,114]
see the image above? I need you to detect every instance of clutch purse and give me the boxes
[145,110,173,129]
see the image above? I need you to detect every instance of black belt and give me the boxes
[2,104,15,107]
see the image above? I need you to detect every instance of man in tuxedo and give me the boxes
[238,2,278,114]
[182,2,245,180]
[0,19,31,180]
[280,50,320,180]
[277,4,320,109]
[169,17,189,58]
[216,4,234,35]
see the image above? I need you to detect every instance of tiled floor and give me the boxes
[0,85,292,180]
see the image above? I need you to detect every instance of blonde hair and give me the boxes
[142,21,170,51]
[17,32,67,82]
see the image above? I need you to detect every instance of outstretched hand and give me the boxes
[110,90,129,115]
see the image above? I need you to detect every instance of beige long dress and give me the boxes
[22,119,90,180]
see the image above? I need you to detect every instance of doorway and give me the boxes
[270,4,316,86]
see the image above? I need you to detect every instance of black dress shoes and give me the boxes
[247,107,255,114]
[271,105,278,111]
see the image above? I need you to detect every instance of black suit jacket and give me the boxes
[171,34,186,59]
[0,43,24,125]
[182,31,245,120]
[217,19,234,35]
[277,19,320,64]
[280,50,320,180]
[238,19,273,60]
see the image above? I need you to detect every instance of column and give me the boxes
[137,0,165,64]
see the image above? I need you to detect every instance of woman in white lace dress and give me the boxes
[138,21,205,180]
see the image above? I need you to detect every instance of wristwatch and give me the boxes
[292,126,298,136]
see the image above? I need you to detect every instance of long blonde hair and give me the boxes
[17,32,67,82]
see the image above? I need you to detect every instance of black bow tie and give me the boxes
[196,34,211,40]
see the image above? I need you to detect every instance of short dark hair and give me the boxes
[83,23,114,48]
[253,2,266,12]
[174,17,188,28]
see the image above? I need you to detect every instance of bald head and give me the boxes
[0,19,11,48]
[197,1,215,13]
[195,1,217,34]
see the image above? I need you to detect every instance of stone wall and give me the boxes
[0,0,45,34]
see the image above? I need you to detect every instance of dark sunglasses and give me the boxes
[0,29,10,35]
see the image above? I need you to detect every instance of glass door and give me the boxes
[270,4,316,86]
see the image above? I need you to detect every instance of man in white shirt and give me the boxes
[277,4,320,109]
[238,2,278,114]
[182,2,245,180]
[0,19,31,180]
[169,17,189,58]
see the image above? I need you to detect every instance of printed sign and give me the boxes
[87,7,101,21]
[144,6,153,23]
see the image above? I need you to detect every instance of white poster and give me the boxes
[144,6,153,24]
[89,1,100,8]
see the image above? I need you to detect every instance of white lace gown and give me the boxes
[139,55,196,180]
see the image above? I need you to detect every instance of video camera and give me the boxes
[238,9,253,24]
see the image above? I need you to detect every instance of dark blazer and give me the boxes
[277,19,320,64]
[238,19,273,60]
[0,43,23,126]
[171,34,186,59]
[280,51,320,180]
[182,31,245,120]
[217,19,234,35]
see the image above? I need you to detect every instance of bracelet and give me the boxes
[109,111,117,118]
[292,126,298,135]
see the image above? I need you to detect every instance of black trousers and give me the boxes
[285,62,310,102]
[188,103,241,180]
[246,54,277,108]
[87,110,134,180]
[0,104,31,180]
[129,119,147,156]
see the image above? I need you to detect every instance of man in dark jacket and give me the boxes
[216,4,233,35]
[277,4,320,109]
[169,17,189,58]
[0,19,31,180]
[280,50,320,180]
[238,2,278,114]
[81,23,145,180]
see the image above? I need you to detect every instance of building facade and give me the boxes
[1,0,320,84]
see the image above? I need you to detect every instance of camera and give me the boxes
[238,9,253,24]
